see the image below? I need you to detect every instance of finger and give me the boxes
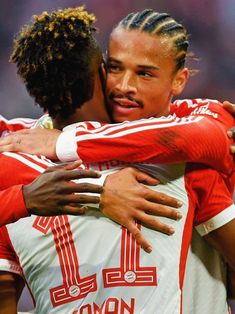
[223,101,235,114]
[62,160,83,170]
[142,201,182,220]
[227,127,235,139]
[230,144,235,154]
[142,189,183,208]
[0,143,19,153]
[134,169,160,185]
[126,222,152,253]
[64,182,103,194]
[60,194,100,204]
[57,169,101,180]
[135,211,175,235]
[45,161,83,173]
[59,205,88,215]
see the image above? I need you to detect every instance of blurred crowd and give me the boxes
[0,0,235,118]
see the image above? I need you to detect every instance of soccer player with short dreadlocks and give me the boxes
[10,6,110,124]
[0,7,234,314]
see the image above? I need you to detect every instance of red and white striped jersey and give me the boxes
[56,98,234,175]
[0,114,50,226]
[0,151,234,314]
[0,99,233,227]
[0,115,37,137]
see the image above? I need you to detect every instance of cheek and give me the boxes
[106,75,116,92]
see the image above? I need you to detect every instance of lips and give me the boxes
[113,97,141,109]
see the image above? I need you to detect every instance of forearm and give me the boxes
[228,265,235,299]
[0,271,24,314]
[57,115,233,173]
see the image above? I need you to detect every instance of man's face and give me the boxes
[106,27,188,122]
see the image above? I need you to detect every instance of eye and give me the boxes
[138,70,153,78]
[106,62,122,73]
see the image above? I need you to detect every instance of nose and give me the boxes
[115,71,137,94]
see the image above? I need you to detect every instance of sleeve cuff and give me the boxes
[0,258,22,276]
[195,204,235,236]
[56,128,79,162]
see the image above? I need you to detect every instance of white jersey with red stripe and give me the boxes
[0,151,234,314]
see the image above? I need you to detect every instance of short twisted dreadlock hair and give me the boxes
[114,9,189,72]
[10,6,102,118]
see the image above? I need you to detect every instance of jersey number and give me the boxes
[33,216,157,307]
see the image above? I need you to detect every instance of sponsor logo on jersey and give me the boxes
[191,103,218,119]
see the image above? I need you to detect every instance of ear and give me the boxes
[101,62,107,79]
[172,67,190,96]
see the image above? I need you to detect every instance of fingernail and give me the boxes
[227,131,232,138]
[176,212,183,220]
[145,246,152,253]
[80,206,88,212]
[168,227,175,235]
[177,201,183,207]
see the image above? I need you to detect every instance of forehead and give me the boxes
[108,27,173,60]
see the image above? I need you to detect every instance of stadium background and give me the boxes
[0,0,234,312]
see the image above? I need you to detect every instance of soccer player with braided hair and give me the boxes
[0,7,234,314]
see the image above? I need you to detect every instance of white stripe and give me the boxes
[22,153,56,167]
[75,116,203,142]
[3,152,47,173]
[0,115,36,126]
[76,115,177,135]
[196,204,235,236]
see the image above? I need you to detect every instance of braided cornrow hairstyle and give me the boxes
[117,9,189,72]
[10,6,102,118]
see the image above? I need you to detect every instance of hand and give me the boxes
[0,128,61,159]
[223,101,235,116]
[227,126,235,154]
[100,167,183,253]
[223,101,235,154]
[23,161,103,216]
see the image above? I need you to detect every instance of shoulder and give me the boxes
[0,152,52,188]
[0,115,37,137]
[172,98,234,127]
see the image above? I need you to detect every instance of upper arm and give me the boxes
[0,271,25,314]
[204,219,235,270]
[227,264,235,298]
[187,165,235,269]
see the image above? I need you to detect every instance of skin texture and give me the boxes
[23,161,103,216]
[106,28,189,122]
[100,167,183,252]
[0,271,24,314]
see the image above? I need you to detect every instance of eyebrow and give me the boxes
[108,57,160,71]
[138,64,160,71]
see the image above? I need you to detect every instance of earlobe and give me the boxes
[172,68,190,96]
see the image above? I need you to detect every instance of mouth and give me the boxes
[112,97,143,109]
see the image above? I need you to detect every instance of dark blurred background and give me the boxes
[0,0,235,119]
